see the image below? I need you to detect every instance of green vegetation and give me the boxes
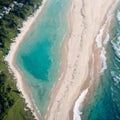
[0,0,42,119]
[0,62,34,120]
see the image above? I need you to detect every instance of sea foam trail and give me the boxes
[103,33,110,45]
[96,14,111,48]
[96,28,105,48]
[100,33,110,73]
[73,88,88,120]
[73,33,109,120]
[111,36,120,58]
[111,10,120,58]
[116,10,120,21]
[100,47,107,73]
[89,53,94,86]
[72,2,114,120]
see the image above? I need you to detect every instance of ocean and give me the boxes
[15,0,70,114]
[82,3,120,120]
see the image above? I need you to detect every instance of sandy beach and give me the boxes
[5,0,48,119]
[44,0,119,120]
[5,0,119,120]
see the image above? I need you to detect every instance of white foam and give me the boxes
[100,47,107,73]
[111,71,115,77]
[96,14,112,48]
[73,88,88,120]
[111,37,120,58]
[72,3,113,120]
[103,33,110,45]
[116,10,120,21]
[96,27,104,48]
[89,53,94,86]
[115,56,120,63]
[111,71,120,86]
[117,36,120,41]
[111,71,120,85]
[115,49,120,58]
[113,76,120,85]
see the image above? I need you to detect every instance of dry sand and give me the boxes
[5,0,48,119]
[5,0,119,120]
[44,0,119,120]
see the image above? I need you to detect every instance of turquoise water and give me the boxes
[15,0,70,114]
[82,4,120,120]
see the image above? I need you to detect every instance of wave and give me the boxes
[115,56,120,63]
[111,36,120,59]
[111,71,120,85]
[116,10,120,21]
[113,75,120,85]
[103,33,110,45]
[89,53,94,86]
[95,27,105,48]
[99,33,110,73]
[73,33,109,120]
[100,47,107,73]
[73,88,88,120]
[96,15,111,48]
[73,13,112,120]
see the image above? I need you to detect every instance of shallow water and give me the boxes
[82,4,120,120]
[15,0,70,114]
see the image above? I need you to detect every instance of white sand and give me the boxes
[44,0,119,120]
[5,0,48,120]
[4,0,119,119]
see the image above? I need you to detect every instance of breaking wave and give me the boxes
[103,33,110,45]
[116,10,120,21]
[111,36,120,59]
[95,27,105,48]
[73,88,88,120]
[73,10,112,120]
[96,15,111,48]
[100,47,107,73]
[100,33,110,73]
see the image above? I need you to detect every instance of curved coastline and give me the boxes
[4,0,119,120]
[44,0,119,120]
[5,0,48,119]
[70,1,119,120]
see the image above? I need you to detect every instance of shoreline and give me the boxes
[5,0,48,120]
[4,0,119,120]
[78,4,118,119]
[80,4,119,120]
[44,0,73,118]
[67,1,119,120]
[44,0,119,120]
[69,0,119,120]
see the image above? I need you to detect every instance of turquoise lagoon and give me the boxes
[15,0,70,114]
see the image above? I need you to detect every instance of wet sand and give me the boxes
[44,0,119,120]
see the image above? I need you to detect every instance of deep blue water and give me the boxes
[15,0,70,114]
[82,4,120,120]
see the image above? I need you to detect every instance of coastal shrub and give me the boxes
[0,0,43,119]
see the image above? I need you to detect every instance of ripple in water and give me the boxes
[81,5,120,120]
